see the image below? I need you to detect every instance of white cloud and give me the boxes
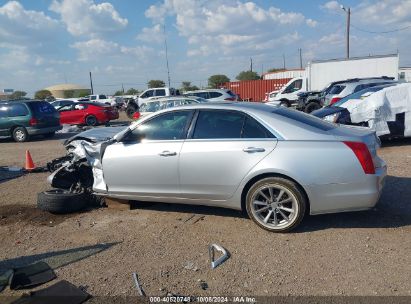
[321,1,341,13]
[354,0,411,26]
[306,18,318,28]
[137,24,164,43]
[49,0,128,37]
[0,1,60,45]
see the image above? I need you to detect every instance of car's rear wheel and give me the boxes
[246,177,306,232]
[304,102,321,113]
[85,115,97,126]
[12,127,29,142]
[126,105,137,119]
[279,100,290,107]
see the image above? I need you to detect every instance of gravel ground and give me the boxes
[0,116,410,299]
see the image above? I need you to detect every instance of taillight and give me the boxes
[343,141,375,174]
[330,97,341,105]
[224,97,235,101]
[132,112,141,120]
[29,118,38,126]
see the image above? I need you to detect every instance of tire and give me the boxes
[85,115,97,126]
[37,189,87,214]
[12,126,29,142]
[245,177,306,232]
[304,102,321,113]
[279,100,290,107]
[43,132,55,138]
[126,106,137,119]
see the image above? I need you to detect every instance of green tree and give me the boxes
[114,90,123,96]
[181,81,199,92]
[10,91,27,99]
[78,90,90,98]
[63,90,75,98]
[208,74,230,88]
[34,90,53,100]
[236,70,260,81]
[267,68,285,73]
[126,88,139,95]
[147,80,165,88]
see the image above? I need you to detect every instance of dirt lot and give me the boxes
[0,116,410,299]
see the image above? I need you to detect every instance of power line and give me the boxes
[351,23,411,34]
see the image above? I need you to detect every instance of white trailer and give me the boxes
[307,54,399,91]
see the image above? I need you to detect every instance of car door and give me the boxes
[0,104,10,136]
[179,109,277,201]
[102,110,194,197]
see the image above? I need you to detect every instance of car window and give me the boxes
[329,85,345,95]
[59,104,73,111]
[140,101,161,112]
[90,96,97,100]
[8,103,29,117]
[242,116,274,138]
[209,92,223,98]
[227,90,236,97]
[141,90,154,98]
[284,79,303,93]
[27,102,56,114]
[99,95,107,99]
[127,111,192,141]
[155,89,166,97]
[353,84,368,93]
[274,107,336,131]
[193,110,245,139]
[194,92,209,99]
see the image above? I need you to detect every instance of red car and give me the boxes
[58,102,119,126]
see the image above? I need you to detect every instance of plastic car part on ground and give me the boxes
[209,244,229,269]
[348,83,411,137]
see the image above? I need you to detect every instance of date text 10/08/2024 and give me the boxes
[149,296,257,303]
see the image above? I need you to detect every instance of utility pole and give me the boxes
[163,24,171,88]
[341,5,351,58]
[299,48,303,69]
[122,83,124,96]
[282,54,286,70]
[250,57,253,72]
[89,71,94,94]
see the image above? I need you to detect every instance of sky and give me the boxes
[0,0,410,96]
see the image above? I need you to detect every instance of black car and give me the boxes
[0,100,62,142]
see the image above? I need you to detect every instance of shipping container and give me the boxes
[221,79,291,102]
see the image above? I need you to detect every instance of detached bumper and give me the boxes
[27,125,62,135]
[306,161,387,215]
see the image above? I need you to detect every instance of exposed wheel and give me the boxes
[43,132,55,138]
[85,115,97,126]
[37,189,87,214]
[126,106,137,119]
[279,100,290,107]
[12,127,29,142]
[304,102,321,113]
[246,177,306,232]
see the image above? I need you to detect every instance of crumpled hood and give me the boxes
[64,126,128,145]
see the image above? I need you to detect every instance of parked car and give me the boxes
[324,78,396,106]
[0,100,61,142]
[57,102,119,126]
[125,87,181,118]
[132,96,200,120]
[88,95,117,107]
[47,102,386,232]
[185,89,238,101]
[50,99,74,109]
[312,83,409,139]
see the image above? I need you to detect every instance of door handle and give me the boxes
[243,147,265,153]
[159,151,177,157]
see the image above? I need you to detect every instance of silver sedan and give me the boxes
[53,102,387,232]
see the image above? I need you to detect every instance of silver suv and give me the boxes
[325,77,396,106]
[185,89,238,101]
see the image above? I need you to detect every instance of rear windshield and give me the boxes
[274,107,336,131]
[27,101,57,114]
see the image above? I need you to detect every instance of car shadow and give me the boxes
[381,137,411,147]
[0,242,120,273]
[0,132,78,143]
[295,175,411,232]
[130,175,411,232]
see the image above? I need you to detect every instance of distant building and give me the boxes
[399,67,411,82]
[44,84,91,98]
[263,69,306,80]
[0,89,14,100]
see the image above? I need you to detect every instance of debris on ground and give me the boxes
[209,243,230,269]
[198,280,208,290]
[183,261,198,271]
[132,272,145,296]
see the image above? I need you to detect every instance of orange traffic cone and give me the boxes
[25,150,36,171]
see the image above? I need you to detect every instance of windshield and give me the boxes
[332,84,395,107]
[140,101,161,112]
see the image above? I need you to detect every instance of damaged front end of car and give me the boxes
[46,126,129,195]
